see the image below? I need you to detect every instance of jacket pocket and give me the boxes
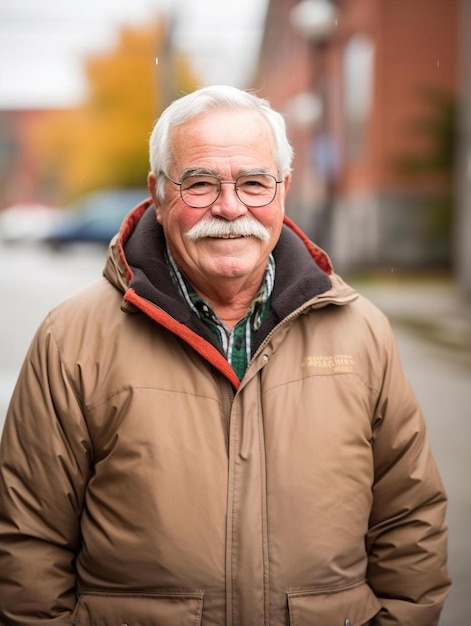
[71,590,204,626]
[287,581,381,626]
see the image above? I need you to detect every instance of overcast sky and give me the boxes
[0,0,269,109]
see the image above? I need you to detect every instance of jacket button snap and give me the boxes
[344,620,352,626]
[262,354,269,363]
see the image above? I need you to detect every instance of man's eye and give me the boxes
[244,180,265,188]
[183,177,218,193]
[239,177,270,193]
[189,181,211,189]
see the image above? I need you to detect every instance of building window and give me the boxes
[343,35,375,161]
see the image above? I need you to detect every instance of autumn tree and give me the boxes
[32,17,200,203]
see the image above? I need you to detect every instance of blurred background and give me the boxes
[0,0,470,623]
[1,0,470,288]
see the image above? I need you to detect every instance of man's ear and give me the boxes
[278,172,292,210]
[283,172,292,196]
[148,172,163,224]
[148,171,158,202]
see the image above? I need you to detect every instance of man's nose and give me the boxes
[210,182,248,219]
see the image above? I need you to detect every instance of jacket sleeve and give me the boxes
[0,314,92,625]
[366,320,451,625]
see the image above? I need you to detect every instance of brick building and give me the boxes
[254,0,459,271]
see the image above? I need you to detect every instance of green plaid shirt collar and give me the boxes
[166,246,275,380]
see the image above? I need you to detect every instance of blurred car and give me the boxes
[0,203,63,245]
[42,188,150,249]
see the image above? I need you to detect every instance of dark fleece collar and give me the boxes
[123,205,332,353]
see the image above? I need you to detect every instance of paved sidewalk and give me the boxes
[352,276,471,626]
[349,275,471,365]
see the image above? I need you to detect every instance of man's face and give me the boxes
[148,108,291,292]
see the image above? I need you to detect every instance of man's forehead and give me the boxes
[167,109,277,173]
[171,108,272,139]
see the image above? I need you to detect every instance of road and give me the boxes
[0,242,469,623]
[0,242,105,418]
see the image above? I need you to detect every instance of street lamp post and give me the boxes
[290,0,339,251]
[290,0,338,43]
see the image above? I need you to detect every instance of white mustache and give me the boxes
[186,216,270,241]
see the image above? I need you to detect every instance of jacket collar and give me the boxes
[104,202,355,345]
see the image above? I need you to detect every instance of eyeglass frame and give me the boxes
[159,170,284,209]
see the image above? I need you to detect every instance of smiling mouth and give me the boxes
[209,234,247,239]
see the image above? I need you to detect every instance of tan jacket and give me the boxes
[0,201,450,625]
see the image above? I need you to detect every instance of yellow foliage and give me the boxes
[30,18,200,203]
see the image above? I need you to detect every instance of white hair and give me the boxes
[149,85,294,201]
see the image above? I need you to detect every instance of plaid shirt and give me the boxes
[166,247,275,380]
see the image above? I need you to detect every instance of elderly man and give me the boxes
[0,85,450,625]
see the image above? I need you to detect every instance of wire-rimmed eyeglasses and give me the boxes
[160,171,283,208]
